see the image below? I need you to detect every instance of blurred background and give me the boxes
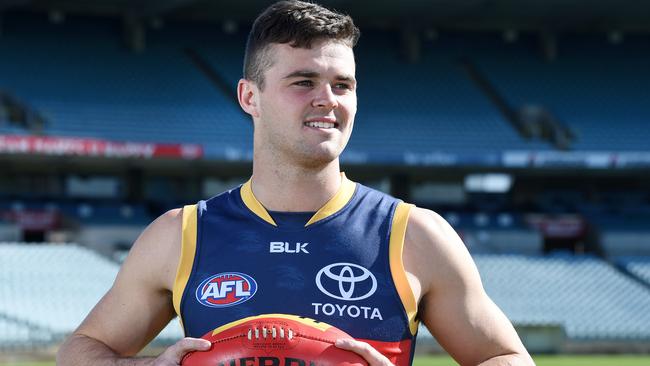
[1,0,649,364]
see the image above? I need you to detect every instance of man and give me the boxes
[57,1,534,365]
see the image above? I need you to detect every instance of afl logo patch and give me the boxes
[195,272,257,308]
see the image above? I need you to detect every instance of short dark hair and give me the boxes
[243,0,360,89]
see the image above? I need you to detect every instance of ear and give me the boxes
[237,78,260,118]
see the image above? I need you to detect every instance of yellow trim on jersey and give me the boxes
[240,173,356,227]
[389,202,419,335]
[211,313,331,336]
[173,204,198,326]
[304,173,356,226]
[241,180,278,226]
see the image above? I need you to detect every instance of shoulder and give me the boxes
[405,206,455,241]
[149,207,184,235]
[120,208,185,291]
[133,208,184,251]
[403,206,481,295]
[404,206,461,258]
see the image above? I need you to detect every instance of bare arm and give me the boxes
[57,334,209,366]
[56,209,210,366]
[406,208,534,366]
[337,206,534,366]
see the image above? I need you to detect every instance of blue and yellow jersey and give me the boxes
[173,174,419,366]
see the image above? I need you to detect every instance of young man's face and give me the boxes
[253,39,357,168]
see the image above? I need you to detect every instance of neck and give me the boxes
[251,156,342,212]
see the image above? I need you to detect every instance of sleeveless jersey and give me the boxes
[173,175,419,366]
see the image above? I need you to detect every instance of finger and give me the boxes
[335,339,392,366]
[168,337,212,360]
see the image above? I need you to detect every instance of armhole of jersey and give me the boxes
[173,204,198,328]
[389,202,419,336]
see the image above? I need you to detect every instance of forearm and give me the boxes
[476,353,535,366]
[57,334,154,366]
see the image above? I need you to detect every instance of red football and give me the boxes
[181,314,368,366]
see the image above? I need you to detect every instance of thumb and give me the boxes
[168,337,212,360]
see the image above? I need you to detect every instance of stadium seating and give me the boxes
[600,232,650,257]
[0,15,563,164]
[349,32,554,157]
[582,211,650,256]
[0,317,52,350]
[0,199,151,247]
[416,253,650,344]
[2,14,649,160]
[0,15,252,159]
[472,34,650,151]
[441,211,543,255]
[0,199,153,224]
[0,222,20,242]
[461,229,542,255]
[617,256,650,286]
[0,242,184,346]
[0,243,119,335]
[475,253,650,340]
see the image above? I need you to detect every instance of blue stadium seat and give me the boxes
[473,34,650,151]
[474,253,650,340]
[0,15,252,160]
[0,242,183,345]
[617,256,650,286]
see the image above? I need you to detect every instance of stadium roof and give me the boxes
[5,0,650,32]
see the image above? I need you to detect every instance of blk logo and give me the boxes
[269,242,309,254]
[315,263,377,301]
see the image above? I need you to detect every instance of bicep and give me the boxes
[74,210,182,356]
[75,272,176,356]
[408,209,526,365]
[421,281,521,365]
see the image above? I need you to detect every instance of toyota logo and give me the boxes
[315,263,377,301]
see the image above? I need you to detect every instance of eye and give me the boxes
[294,80,314,87]
[334,82,353,91]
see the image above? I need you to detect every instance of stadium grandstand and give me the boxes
[1,0,650,363]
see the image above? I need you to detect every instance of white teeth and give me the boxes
[305,121,336,129]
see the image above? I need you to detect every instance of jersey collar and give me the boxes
[240,173,356,227]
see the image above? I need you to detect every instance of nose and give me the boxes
[312,84,338,110]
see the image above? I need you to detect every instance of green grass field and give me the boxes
[3,355,650,366]
[415,354,650,366]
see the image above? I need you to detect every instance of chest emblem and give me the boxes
[315,263,377,301]
[195,272,258,308]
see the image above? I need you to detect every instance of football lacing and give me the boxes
[246,326,294,340]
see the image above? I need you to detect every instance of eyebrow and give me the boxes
[283,70,356,84]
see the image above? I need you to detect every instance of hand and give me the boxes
[335,339,394,366]
[153,337,212,366]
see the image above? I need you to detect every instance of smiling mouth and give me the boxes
[304,121,339,129]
